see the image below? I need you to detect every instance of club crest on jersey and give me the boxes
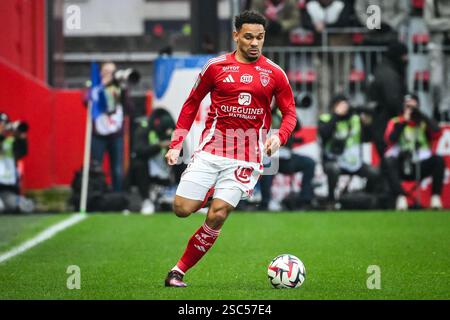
[234,166,254,184]
[238,93,252,106]
[260,73,270,87]
[240,74,253,84]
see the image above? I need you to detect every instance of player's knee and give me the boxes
[173,199,192,218]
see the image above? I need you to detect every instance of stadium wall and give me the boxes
[0,57,86,190]
[0,0,46,81]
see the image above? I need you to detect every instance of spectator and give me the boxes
[130,108,179,215]
[354,0,409,45]
[0,113,33,213]
[259,110,316,210]
[304,0,355,113]
[318,94,379,204]
[305,0,354,39]
[89,62,133,192]
[424,0,450,121]
[251,0,300,46]
[368,41,408,157]
[382,94,444,210]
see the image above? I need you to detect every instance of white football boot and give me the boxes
[141,199,155,215]
[395,195,409,211]
[268,200,282,212]
[430,195,443,210]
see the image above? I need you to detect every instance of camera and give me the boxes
[329,138,346,156]
[0,120,28,144]
[0,113,29,136]
[113,68,141,86]
[411,108,422,123]
[6,121,29,134]
[399,150,414,176]
[295,92,313,109]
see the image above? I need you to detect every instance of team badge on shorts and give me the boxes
[234,166,254,184]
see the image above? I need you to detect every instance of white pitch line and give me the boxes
[0,214,88,264]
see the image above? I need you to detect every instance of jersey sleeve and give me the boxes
[169,62,215,150]
[273,70,297,145]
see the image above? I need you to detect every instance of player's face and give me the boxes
[234,23,265,62]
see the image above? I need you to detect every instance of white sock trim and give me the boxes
[171,265,185,275]
[203,223,221,236]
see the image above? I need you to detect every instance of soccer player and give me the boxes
[164,10,297,287]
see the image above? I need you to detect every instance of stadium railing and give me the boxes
[263,45,386,121]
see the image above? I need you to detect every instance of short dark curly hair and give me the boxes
[234,10,266,31]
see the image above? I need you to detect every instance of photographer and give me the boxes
[259,109,316,211]
[318,95,379,204]
[88,62,135,192]
[0,112,33,213]
[382,94,444,210]
[130,108,178,214]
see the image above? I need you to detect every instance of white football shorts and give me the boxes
[176,151,263,207]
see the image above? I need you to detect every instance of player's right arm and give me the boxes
[166,61,215,165]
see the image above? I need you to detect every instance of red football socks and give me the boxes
[175,222,221,274]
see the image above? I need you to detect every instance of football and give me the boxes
[268,254,306,289]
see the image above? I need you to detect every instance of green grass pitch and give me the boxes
[0,211,449,300]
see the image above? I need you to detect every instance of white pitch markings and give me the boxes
[0,214,87,264]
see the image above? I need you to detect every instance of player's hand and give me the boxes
[165,148,181,166]
[264,135,281,157]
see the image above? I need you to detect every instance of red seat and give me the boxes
[414,70,430,82]
[412,33,429,45]
[349,70,365,82]
[297,0,307,10]
[287,70,317,84]
[411,0,425,9]
[290,31,314,45]
[352,32,364,45]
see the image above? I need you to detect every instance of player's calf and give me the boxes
[206,199,234,230]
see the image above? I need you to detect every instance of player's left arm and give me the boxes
[271,70,297,148]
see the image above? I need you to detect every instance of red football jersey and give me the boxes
[170,51,297,163]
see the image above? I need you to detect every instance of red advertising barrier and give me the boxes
[53,91,88,186]
[0,0,46,81]
[0,57,86,190]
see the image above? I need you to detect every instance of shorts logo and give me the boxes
[240,74,253,84]
[234,166,254,184]
[238,93,252,106]
[260,73,270,87]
